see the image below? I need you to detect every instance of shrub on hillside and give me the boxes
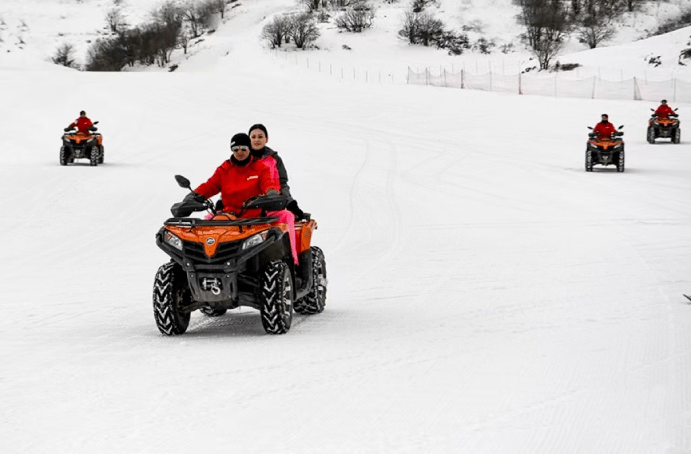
[398,10,444,46]
[473,37,495,54]
[335,2,375,32]
[433,30,470,55]
[52,43,76,67]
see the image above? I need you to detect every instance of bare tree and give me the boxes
[210,0,229,19]
[298,0,326,12]
[575,0,620,48]
[289,13,320,48]
[105,8,125,33]
[261,15,292,48]
[516,0,570,70]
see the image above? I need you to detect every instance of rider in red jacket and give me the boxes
[593,114,617,138]
[68,111,93,134]
[653,100,677,119]
[193,133,279,219]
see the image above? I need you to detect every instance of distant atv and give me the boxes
[585,125,625,172]
[60,121,104,166]
[152,175,327,336]
[647,108,680,144]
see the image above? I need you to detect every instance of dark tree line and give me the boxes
[85,0,233,71]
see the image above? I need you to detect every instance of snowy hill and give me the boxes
[0,0,690,453]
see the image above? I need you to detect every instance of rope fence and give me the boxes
[407,67,691,102]
[270,49,690,102]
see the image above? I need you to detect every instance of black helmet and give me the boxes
[661,99,667,104]
[230,133,251,149]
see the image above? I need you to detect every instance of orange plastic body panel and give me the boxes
[294,220,317,254]
[588,137,622,150]
[64,132,103,146]
[649,118,679,127]
[166,217,288,257]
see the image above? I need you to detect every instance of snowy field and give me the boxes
[0,0,690,453]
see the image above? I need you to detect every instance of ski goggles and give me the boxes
[231,145,250,152]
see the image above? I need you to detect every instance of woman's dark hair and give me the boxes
[248,123,268,137]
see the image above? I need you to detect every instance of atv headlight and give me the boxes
[242,231,268,250]
[164,230,183,251]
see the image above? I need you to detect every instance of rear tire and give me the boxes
[647,127,655,144]
[260,260,293,334]
[585,149,593,172]
[617,148,625,173]
[673,128,681,144]
[59,146,67,166]
[294,247,327,315]
[153,261,191,335]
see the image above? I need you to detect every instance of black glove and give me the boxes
[287,200,306,220]
[184,192,206,203]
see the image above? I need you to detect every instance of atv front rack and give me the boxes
[164,216,279,227]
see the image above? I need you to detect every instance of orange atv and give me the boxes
[153,175,327,336]
[585,125,625,172]
[60,121,104,166]
[647,108,680,144]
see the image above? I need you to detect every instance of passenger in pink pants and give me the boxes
[267,209,299,264]
[249,123,307,265]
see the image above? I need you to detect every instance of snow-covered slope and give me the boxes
[0,0,689,453]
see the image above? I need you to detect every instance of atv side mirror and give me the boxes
[587,126,593,130]
[651,108,655,111]
[618,125,624,129]
[93,121,99,125]
[675,108,678,111]
[175,175,192,190]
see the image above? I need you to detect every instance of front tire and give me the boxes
[585,149,593,172]
[99,145,105,163]
[153,261,191,335]
[295,247,327,315]
[673,128,681,144]
[59,146,67,166]
[617,148,625,173]
[647,127,655,144]
[260,260,293,334]
[89,146,99,166]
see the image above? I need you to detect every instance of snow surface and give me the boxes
[0,0,690,453]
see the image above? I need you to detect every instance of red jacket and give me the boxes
[194,158,279,217]
[593,121,616,138]
[69,117,93,134]
[654,104,675,119]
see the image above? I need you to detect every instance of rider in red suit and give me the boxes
[68,111,93,134]
[593,114,617,138]
[653,100,677,119]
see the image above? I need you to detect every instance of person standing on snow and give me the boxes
[653,100,678,119]
[248,123,307,221]
[593,114,618,139]
[66,110,93,134]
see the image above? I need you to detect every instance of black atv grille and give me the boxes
[183,240,242,266]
